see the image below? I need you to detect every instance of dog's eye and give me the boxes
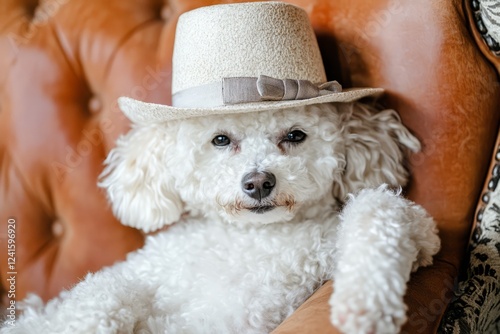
[212,135,231,146]
[284,130,307,143]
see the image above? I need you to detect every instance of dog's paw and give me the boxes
[330,293,406,334]
[330,306,404,334]
[401,200,440,273]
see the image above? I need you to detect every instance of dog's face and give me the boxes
[171,105,344,225]
[100,102,420,232]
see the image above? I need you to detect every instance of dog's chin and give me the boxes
[248,205,276,214]
[228,206,296,225]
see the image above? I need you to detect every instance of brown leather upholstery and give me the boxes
[0,0,498,333]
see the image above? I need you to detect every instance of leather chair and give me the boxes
[1,0,498,333]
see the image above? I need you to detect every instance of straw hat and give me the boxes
[118,1,383,123]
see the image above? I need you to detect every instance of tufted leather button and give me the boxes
[161,4,173,21]
[52,220,64,237]
[88,96,102,114]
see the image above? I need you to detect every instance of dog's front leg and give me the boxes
[329,185,440,334]
[1,261,149,334]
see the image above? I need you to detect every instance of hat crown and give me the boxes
[172,2,326,95]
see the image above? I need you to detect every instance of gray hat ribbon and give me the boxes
[172,75,342,108]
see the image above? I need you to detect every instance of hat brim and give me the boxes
[118,87,384,124]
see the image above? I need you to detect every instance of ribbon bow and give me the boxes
[172,75,342,108]
[255,75,342,102]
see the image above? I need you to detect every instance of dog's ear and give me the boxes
[333,103,420,201]
[99,124,183,233]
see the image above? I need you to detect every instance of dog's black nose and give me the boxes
[241,172,276,200]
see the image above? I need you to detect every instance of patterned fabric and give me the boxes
[439,147,500,333]
[480,0,500,44]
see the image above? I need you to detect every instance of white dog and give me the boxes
[2,101,440,334]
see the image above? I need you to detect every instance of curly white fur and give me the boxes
[1,103,440,334]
